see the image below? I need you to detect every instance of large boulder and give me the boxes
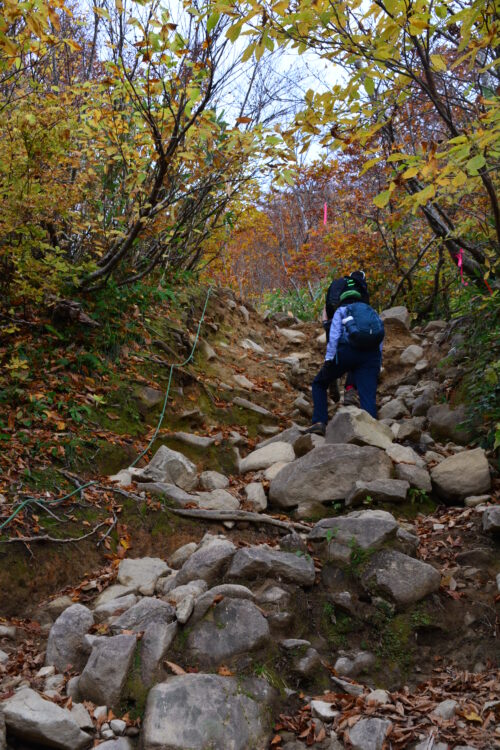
[395,463,432,493]
[186,598,270,667]
[309,510,399,556]
[191,584,255,624]
[400,345,424,365]
[239,441,295,473]
[45,604,94,672]
[378,398,409,420]
[269,444,393,510]
[380,306,411,329]
[79,634,136,708]
[141,621,178,687]
[3,688,91,750]
[175,537,236,586]
[346,479,409,507]
[427,403,473,445]
[362,549,441,606]
[111,597,175,634]
[431,448,491,501]
[228,546,315,586]
[142,675,276,750]
[117,557,170,595]
[325,407,394,450]
[140,445,198,490]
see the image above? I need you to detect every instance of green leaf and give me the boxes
[364,77,375,96]
[466,154,486,173]
[373,190,391,208]
[207,13,220,34]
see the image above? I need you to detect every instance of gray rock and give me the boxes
[400,345,425,365]
[334,650,375,678]
[3,688,91,749]
[310,700,339,721]
[240,441,295,473]
[94,594,138,623]
[432,698,458,719]
[386,443,425,467]
[325,407,394,449]
[234,373,255,390]
[259,426,303,448]
[330,676,364,697]
[45,595,74,619]
[293,433,325,457]
[240,338,265,353]
[0,707,5,750]
[0,625,16,640]
[431,448,491,500]
[293,647,322,678]
[264,462,289,481]
[269,444,393,510]
[186,598,270,667]
[110,719,127,735]
[191,584,255,624]
[228,546,315,586]
[111,597,175,634]
[136,386,164,410]
[378,398,409,420]
[175,538,236,586]
[79,634,136,708]
[380,306,411,328]
[482,506,500,533]
[167,580,208,605]
[366,689,390,705]
[233,396,272,416]
[395,463,432,493]
[141,621,178,687]
[362,549,441,606]
[279,532,308,553]
[427,403,472,445]
[45,604,94,672]
[309,509,398,552]
[94,585,136,607]
[168,542,197,569]
[141,482,197,506]
[195,489,239,511]
[348,717,391,750]
[117,557,170,595]
[176,595,195,623]
[464,494,491,507]
[95,740,134,750]
[244,482,267,511]
[70,703,93,731]
[66,675,81,701]
[170,432,216,449]
[396,417,425,442]
[412,741,448,750]
[346,479,409,507]
[199,471,229,490]
[140,445,198,490]
[143,674,276,750]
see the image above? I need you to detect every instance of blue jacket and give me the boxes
[325,306,383,361]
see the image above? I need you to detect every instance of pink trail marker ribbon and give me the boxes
[323,202,327,226]
[457,248,468,286]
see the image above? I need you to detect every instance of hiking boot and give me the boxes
[304,422,326,437]
[343,388,359,407]
[329,379,340,403]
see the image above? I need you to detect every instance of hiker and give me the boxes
[306,283,384,435]
[322,271,370,405]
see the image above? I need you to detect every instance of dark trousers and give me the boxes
[312,343,381,422]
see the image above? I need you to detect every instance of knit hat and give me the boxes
[340,278,362,302]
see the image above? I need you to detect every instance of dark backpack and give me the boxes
[325,276,369,320]
[325,277,348,320]
[342,302,385,351]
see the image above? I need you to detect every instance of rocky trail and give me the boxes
[0,290,499,750]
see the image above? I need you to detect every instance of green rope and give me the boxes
[130,284,213,466]
[0,285,213,534]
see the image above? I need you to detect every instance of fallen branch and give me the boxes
[0,520,109,545]
[166,507,312,533]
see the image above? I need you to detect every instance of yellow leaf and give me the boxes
[430,54,447,71]
[56,421,66,431]
[462,710,482,724]
[402,166,419,179]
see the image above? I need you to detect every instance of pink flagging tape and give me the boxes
[323,202,327,225]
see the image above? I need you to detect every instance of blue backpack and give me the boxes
[342,302,385,351]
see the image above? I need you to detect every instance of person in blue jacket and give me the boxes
[305,285,383,436]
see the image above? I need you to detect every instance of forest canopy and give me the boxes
[0,0,498,314]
